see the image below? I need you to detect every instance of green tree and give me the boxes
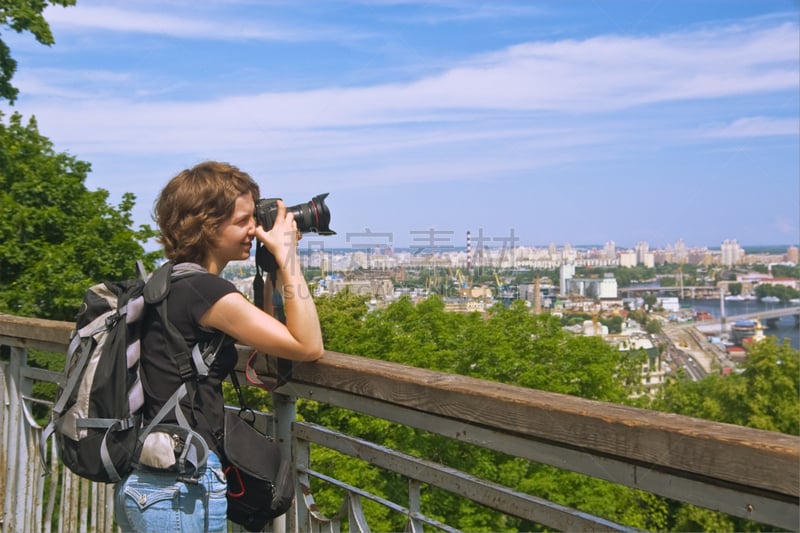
[601,314,624,334]
[313,288,370,351]
[645,318,662,335]
[306,294,661,530]
[656,337,799,435]
[0,111,158,320]
[754,282,800,302]
[771,264,800,279]
[1,0,76,103]
[308,293,800,530]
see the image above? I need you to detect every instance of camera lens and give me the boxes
[255,193,335,235]
[288,193,335,235]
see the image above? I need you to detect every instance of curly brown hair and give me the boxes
[154,161,260,264]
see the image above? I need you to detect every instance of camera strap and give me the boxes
[251,243,293,390]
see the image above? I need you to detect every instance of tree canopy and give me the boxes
[656,337,800,435]
[0,0,75,103]
[306,292,664,530]
[0,111,157,320]
[306,291,799,531]
[0,1,155,321]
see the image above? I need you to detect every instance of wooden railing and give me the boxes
[1,312,798,532]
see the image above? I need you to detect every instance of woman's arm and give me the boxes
[200,291,323,361]
[200,201,324,361]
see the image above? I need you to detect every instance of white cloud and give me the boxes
[702,117,799,138]
[43,3,351,42]
[3,11,796,201]
[17,20,797,141]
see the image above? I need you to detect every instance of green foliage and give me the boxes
[601,315,624,334]
[313,288,370,351]
[305,294,665,529]
[0,112,158,320]
[754,282,800,302]
[642,294,658,310]
[318,294,639,402]
[656,337,799,435]
[0,0,76,103]
[517,466,670,532]
[770,264,800,279]
[668,504,736,532]
[645,318,663,334]
[307,293,800,530]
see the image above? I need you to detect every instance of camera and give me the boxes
[254,193,335,235]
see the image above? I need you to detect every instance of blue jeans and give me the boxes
[114,451,227,533]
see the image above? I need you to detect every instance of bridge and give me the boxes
[618,285,720,298]
[688,306,800,329]
[1,313,798,532]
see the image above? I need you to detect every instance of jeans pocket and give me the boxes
[116,472,182,532]
[123,485,179,511]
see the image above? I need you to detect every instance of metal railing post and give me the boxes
[408,479,423,533]
[273,390,296,533]
[292,437,311,532]
[4,347,32,533]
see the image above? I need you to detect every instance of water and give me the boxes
[681,298,800,350]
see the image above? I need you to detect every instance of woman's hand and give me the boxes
[254,200,298,271]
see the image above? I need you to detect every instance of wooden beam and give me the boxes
[288,350,800,499]
[0,314,72,351]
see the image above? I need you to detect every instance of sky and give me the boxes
[2,0,798,252]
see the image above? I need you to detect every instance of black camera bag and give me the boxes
[223,373,294,532]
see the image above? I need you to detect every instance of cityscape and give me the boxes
[225,237,798,304]
[221,236,799,397]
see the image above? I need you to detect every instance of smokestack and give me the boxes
[466,231,471,273]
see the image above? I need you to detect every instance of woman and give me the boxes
[114,161,324,532]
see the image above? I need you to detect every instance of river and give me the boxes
[680,297,800,350]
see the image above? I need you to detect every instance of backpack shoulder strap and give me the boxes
[144,261,229,382]
[143,262,194,381]
[143,261,173,305]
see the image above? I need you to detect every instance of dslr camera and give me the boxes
[254,193,335,236]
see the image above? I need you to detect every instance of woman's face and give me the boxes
[214,193,257,263]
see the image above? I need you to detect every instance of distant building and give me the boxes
[618,251,636,268]
[443,298,490,313]
[603,241,616,261]
[606,333,666,398]
[561,242,576,263]
[565,273,618,299]
[657,297,680,312]
[582,319,608,337]
[721,239,744,267]
[787,246,799,264]
[673,238,688,264]
[327,277,394,299]
[559,263,575,296]
[759,278,799,290]
[635,241,649,266]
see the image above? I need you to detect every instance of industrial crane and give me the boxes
[493,269,505,291]
[455,269,467,289]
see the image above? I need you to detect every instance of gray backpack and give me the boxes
[41,262,224,483]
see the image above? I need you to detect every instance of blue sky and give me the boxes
[2,0,798,251]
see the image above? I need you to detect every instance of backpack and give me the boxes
[40,261,220,484]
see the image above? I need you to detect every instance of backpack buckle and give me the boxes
[105,311,121,329]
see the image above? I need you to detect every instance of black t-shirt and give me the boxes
[140,271,239,457]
